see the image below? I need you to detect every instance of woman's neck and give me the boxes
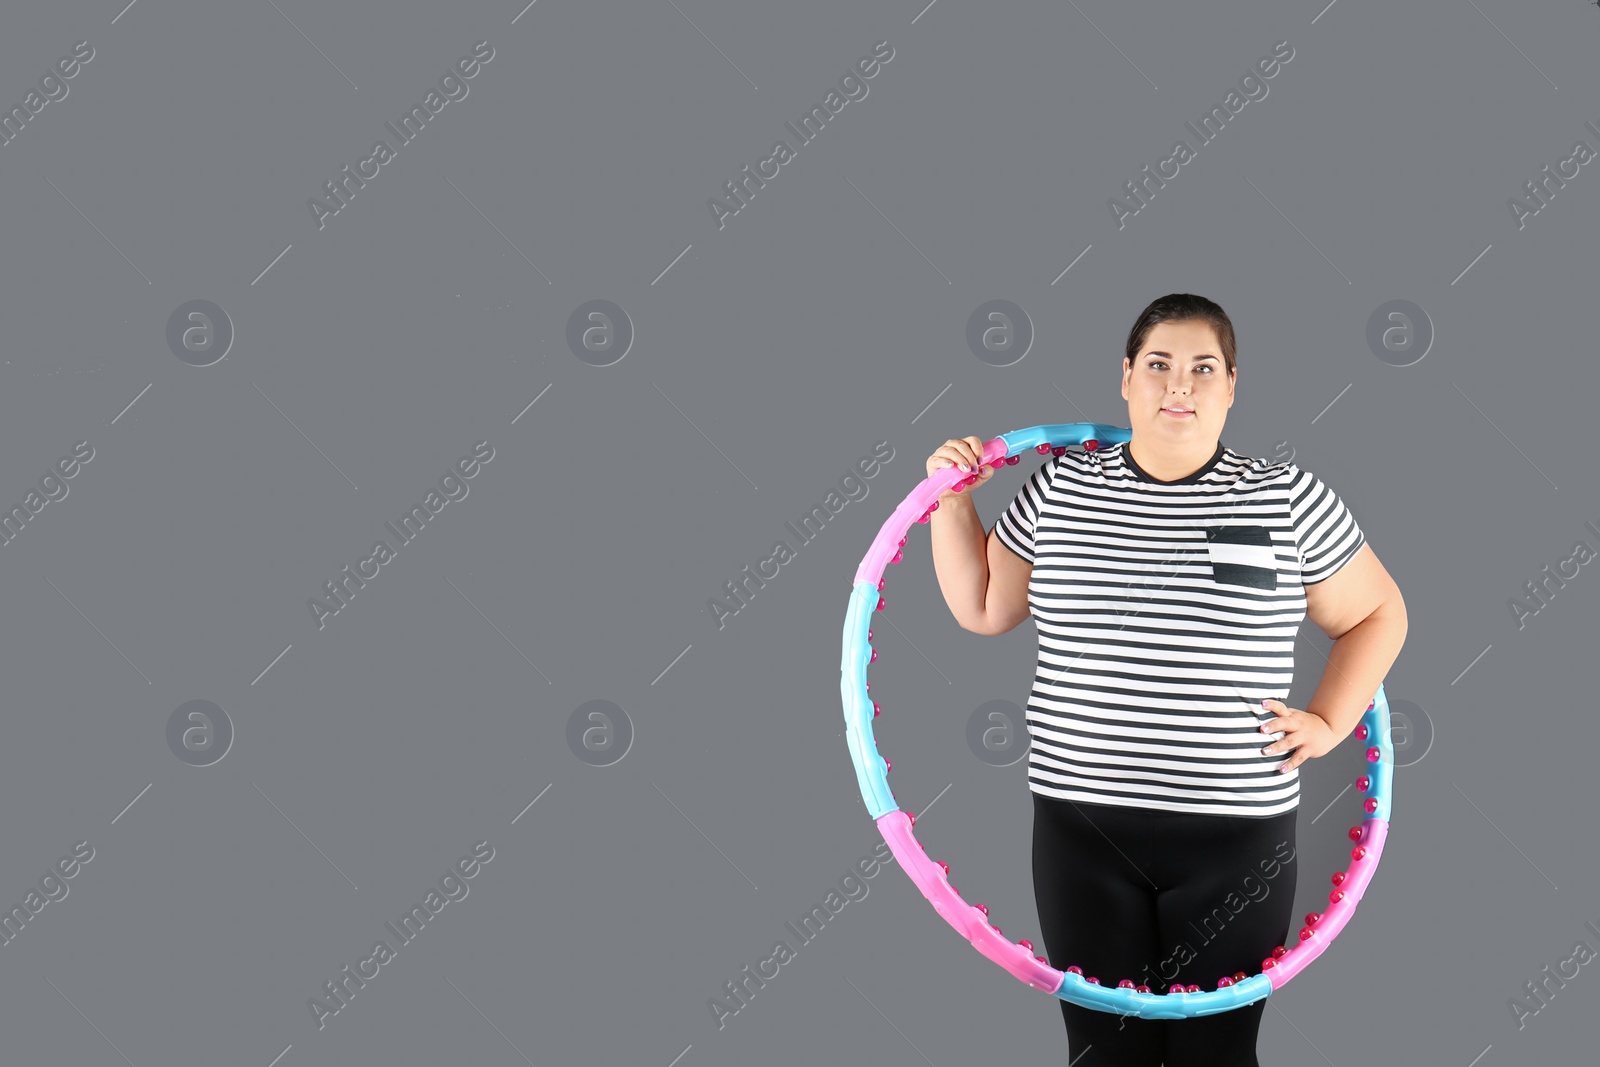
[1125,438,1222,483]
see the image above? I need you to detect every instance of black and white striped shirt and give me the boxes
[993,440,1366,818]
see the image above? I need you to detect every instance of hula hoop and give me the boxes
[838,423,1393,1019]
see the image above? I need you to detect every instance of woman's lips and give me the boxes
[1161,407,1194,418]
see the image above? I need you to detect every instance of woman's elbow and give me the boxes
[1379,590,1409,645]
[953,606,1003,636]
[972,608,1026,637]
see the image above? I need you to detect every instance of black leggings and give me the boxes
[1031,794,1299,1067]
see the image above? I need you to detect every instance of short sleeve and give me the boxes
[1288,466,1366,585]
[994,457,1059,564]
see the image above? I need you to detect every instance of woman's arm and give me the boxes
[1300,543,1409,741]
[929,491,1031,635]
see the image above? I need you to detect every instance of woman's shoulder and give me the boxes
[1223,445,1302,484]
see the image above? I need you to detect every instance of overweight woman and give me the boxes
[925,293,1407,1066]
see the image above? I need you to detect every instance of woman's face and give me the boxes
[1121,319,1236,446]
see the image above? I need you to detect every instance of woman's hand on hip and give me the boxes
[1259,699,1336,774]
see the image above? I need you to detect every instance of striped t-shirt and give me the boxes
[993,439,1366,818]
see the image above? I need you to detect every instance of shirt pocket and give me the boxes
[1203,524,1280,590]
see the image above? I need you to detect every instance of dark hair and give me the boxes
[1123,293,1236,380]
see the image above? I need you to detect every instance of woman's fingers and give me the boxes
[927,437,989,475]
[964,436,985,468]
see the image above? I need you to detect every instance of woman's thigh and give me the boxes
[1152,807,1299,1067]
[1032,795,1166,1067]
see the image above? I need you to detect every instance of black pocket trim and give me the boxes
[1204,525,1279,590]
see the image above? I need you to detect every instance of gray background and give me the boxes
[0,1,1592,1064]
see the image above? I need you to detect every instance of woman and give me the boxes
[925,293,1407,1066]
